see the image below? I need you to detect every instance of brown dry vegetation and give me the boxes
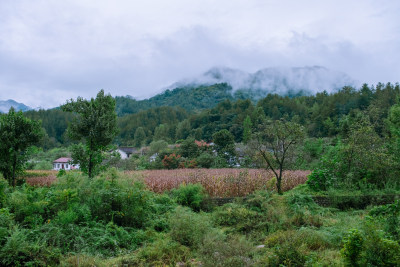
[134,169,310,197]
[23,170,57,187]
[22,169,309,197]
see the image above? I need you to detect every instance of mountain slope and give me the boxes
[0,99,32,113]
[173,66,356,94]
[115,66,356,116]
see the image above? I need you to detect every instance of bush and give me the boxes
[127,235,191,266]
[169,206,212,248]
[0,178,8,208]
[0,226,60,266]
[196,152,214,168]
[213,203,264,233]
[341,229,363,266]
[199,231,254,267]
[360,222,400,266]
[170,183,206,211]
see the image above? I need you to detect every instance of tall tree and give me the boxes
[133,127,146,148]
[0,108,43,186]
[212,129,236,163]
[62,90,118,178]
[251,119,305,194]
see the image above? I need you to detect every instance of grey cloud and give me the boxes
[0,0,399,107]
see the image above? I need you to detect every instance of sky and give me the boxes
[0,0,399,108]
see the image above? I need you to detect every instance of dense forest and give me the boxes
[25,82,400,148]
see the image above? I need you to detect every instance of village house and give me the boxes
[116,146,137,159]
[53,157,79,171]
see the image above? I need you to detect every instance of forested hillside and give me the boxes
[24,82,399,148]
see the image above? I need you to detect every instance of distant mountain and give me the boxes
[116,66,356,116]
[0,99,32,113]
[172,66,356,95]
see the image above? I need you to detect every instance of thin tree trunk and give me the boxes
[88,152,93,178]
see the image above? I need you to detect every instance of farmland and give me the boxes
[24,169,310,197]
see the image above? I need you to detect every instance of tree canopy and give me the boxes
[0,107,43,186]
[62,90,118,178]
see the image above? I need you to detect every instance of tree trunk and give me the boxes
[88,152,93,178]
[277,169,283,195]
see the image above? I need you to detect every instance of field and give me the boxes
[24,168,310,197]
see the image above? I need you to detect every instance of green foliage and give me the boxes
[252,119,305,194]
[133,126,146,147]
[169,206,212,248]
[57,169,66,178]
[196,152,214,168]
[242,115,252,144]
[369,200,400,238]
[170,183,206,211]
[179,137,200,158]
[62,90,118,178]
[0,178,8,208]
[308,114,396,191]
[341,229,363,266]
[130,236,191,266]
[360,221,400,266]
[0,108,44,186]
[213,129,236,164]
[199,231,254,267]
[0,226,61,266]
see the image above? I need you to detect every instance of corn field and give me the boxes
[24,169,310,197]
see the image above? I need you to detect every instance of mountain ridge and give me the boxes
[0,99,32,113]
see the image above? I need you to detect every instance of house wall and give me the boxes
[53,163,79,171]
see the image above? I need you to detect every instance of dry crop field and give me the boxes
[24,169,310,197]
[133,169,310,197]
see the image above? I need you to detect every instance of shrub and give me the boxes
[169,206,212,248]
[57,169,66,178]
[196,152,214,168]
[307,168,334,191]
[341,229,363,266]
[213,203,264,233]
[0,178,8,208]
[127,235,191,266]
[361,222,400,266]
[199,231,254,267]
[0,226,60,266]
[170,183,205,211]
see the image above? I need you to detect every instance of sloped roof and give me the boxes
[118,147,137,154]
[53,157,72,163]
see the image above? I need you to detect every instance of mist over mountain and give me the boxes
[0,99,32,113]
[171,66,357,95]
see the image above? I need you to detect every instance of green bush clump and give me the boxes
[57,169,66,177]
[169,206,212,248]
[0,227,60,266]
[341,229,363,266]
[126,235,191,266]
[0,178,8,208]
[199,231,254,267]
[170,183,206,211]
[213,203,264,233]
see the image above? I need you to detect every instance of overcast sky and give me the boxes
[0,0,399,108]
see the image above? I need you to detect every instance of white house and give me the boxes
[116,147,137,159]
[53,157,79,171]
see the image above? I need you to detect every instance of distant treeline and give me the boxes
[24,82,400,149]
